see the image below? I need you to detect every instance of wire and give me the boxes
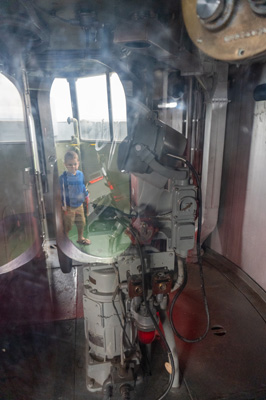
[112,276,136,352]
[168,156,210,343]
[137,235,175,400]
[119,220,175,400]
[111,152,210,392]
[112,291,135,351]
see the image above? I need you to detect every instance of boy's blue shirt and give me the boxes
[60,170,88,208]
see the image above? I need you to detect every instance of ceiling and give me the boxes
[0,0,198,78]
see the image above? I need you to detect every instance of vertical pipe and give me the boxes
[162,69,169,123]
[190,88,198,167]
[159,310,180,388]
[21,61,52,298]
[185,77,193,161]
[106,72,114,142]
[21,64,48,240]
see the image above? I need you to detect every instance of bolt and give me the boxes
[159,283,167,291]
[135,286,143,294]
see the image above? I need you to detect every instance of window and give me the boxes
[50,78,74,141]
[0,73,26,142]
[76,74,110,141]
[110,72,127,141]
[50,73,127,143]
[0,73,39,269]
[50,72,130,260]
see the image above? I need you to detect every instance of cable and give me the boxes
[112,284,136,352]
[110,153,210,391]
[118,219,175,400]
[168,156,210,343]
[136,233,175,400]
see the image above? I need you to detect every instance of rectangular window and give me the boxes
[50,78,74,141]
[0,73,26,143]
[110,72,127,142]
[76,74,110,141]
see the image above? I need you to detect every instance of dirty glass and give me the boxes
[50,78,74,141]
[50,72,130,261]
[110,72,128,141]
[76,74,110,141]
[0,73,38,269]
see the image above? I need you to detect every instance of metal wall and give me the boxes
[207,63,266,291]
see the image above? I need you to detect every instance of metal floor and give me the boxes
[0,248,265,400]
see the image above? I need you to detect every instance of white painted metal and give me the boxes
[201,62,229,242]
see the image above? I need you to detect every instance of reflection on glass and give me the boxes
[76,74,110,141]
[50,78,74,141]
[51,73,131,259]
[0,74,26,143]
[60,151,91,245]
[110,72,127,141]
[0,73,36,267]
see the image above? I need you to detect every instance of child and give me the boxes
[60,151,91,245]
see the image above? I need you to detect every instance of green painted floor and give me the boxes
[68,220,131,258]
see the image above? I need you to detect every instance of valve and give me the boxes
[196,0,235,31]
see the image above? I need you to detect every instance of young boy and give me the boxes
[60,151,91,245]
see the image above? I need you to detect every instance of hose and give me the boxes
[168,156,210,343]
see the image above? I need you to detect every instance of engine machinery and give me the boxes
[82,103,200,399]
[1,0,266,399]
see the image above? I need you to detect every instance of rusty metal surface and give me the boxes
[182,0,266,61]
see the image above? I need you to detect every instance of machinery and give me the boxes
[80,102,204,398]
[2,0,266,399]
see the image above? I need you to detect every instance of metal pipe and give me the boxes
[190,87,200,167]
[162,70,169,123]
[159,310,180,388]
[21,63,48,240]
[106,72,114,142]
[185,77,193,161]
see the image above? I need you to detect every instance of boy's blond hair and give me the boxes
[64,151,79,163]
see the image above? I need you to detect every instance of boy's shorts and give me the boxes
[63,204,85,232]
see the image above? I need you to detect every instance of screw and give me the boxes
[159,283,167,291]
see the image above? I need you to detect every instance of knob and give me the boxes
[197,0,225,22]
